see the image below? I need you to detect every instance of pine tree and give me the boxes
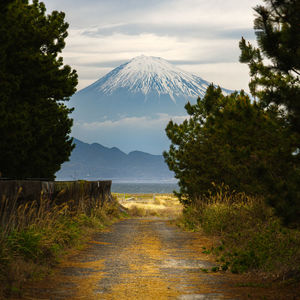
[0,0,78,179]
[239,0,300,224]
[239,0,300,133]
[164,85,296,209]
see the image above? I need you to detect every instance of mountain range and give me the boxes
[69,55,233,154]
[56,138,174,182]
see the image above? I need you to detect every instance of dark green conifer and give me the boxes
[165,0,300,225]
[164,86,295,210]
[239,0,300,224]
[0,0,78,179]
[239,0,300,133]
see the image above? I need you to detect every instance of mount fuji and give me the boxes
[68,55,234,154]
[70,55,232,122]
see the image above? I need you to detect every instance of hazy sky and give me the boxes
[43,0,261,92]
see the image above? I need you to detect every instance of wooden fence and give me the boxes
[0,180,112,217]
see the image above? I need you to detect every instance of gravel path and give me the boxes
[19,218,297,299]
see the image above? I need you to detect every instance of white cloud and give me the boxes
[44,0,263,91]
[139,0,256,29]
[62,30,254,91]
[77,114,188,131]
[184,62,251,92]
[71,114,189,153]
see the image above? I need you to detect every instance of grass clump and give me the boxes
[0,194,125,298]
[116,193,183,218]
[177,185,300,280]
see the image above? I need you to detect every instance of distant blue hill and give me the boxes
[56,138,175,182]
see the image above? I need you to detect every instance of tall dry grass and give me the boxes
[178,184,300,279]
[0,189,123,298]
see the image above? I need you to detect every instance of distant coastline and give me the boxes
[111,182,178,194]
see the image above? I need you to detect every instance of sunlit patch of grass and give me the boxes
[114,193,182,218]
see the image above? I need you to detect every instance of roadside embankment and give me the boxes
[177,185,300,288]
[0,180,126,298]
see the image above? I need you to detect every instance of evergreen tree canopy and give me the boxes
[164,86,300,223]
[239,0,300,133]
[0,0,78,180]
[164,0,300,224]
[0,0,77,179]
[238,0,300,224]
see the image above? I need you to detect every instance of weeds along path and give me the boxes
[19,218,295,300]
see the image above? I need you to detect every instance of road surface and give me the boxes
[20,218,297,299]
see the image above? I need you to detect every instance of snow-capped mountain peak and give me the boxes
[72,55,233,123]
[84,55,214,101]
[69,55,234,153]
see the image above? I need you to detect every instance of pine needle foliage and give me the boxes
[0,0,78,179]
[164,0,300,225]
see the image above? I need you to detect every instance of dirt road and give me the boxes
[20,218,297,299]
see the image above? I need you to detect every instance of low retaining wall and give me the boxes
[0,180,112,216]
[53,180,112,211]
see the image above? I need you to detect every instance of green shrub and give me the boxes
[7,229,42,261]
[178,188,300,278]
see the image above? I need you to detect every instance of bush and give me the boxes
[178,187,300,278]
